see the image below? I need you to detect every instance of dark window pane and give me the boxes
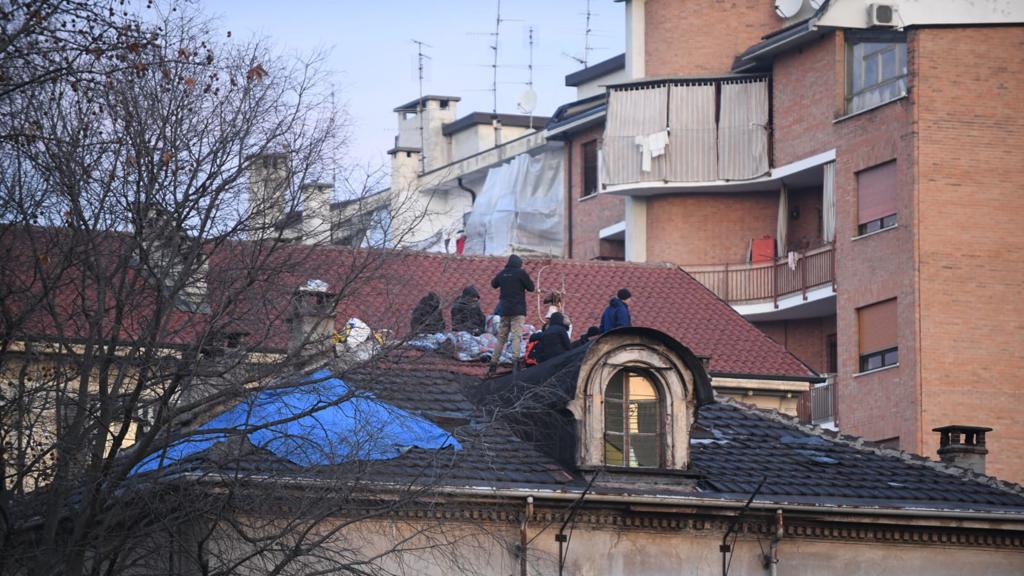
[881,48,897,79]
[883,348,899,366]
[606,373,624,400]
[882,214,897,228]
[605,434,624,466]
[634,401,658,434]
[867,353,882,371]
[582,140,599,197]
[605,399,623,434]
[631,435,658,467]
[863,54,879,86]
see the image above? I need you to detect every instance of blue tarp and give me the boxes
[134,369,460,473]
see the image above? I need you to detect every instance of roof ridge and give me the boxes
[712,395,1024,498]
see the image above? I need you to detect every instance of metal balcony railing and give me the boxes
[810,375,836,424]
[686,244,835,308]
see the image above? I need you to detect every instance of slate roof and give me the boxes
[172,353,1024,513]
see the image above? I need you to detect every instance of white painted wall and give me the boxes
[817,0,1024,29]
[576,66,628,99]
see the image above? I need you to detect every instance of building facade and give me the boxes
[559,0,1024,482]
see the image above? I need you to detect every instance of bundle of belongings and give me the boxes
[407,315,538,364]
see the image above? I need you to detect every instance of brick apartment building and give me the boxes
[548,0,1024,483]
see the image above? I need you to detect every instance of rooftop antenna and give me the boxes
[517,26,538,128]
[563,0,597,68]
[490,0,503,115]
[582,0,594,68]
[412,39,431,173]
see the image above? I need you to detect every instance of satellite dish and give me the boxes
[808,0,824,8]
[517,88,538,115]
[774,0,802,18]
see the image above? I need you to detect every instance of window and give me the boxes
[582,139,599,197]
[826,333,838,374]
[857,161,897,235]
[846,31,907,114]
[604,370,660,467]
[858,299,898,372]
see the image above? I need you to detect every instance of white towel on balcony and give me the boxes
[633,130,670,172]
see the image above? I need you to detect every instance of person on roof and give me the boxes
[573,325,602,348]
[487,254,535,374]
[410,292,445,335]
[543,291,572,337]
[600,288,632,333]
[450,285,486,335]
[535,312,571,363]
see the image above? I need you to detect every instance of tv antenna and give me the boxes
[489,0,504,115]
[564,0,596,68]
[516,27,538,128]
[412,38,431,173]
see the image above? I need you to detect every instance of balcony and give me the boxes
[798,374,836,427]
[686,244,835,318]
[602,75,770,191]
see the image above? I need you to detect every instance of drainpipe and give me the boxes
[456,177,476,205]
[519,496,533,576]
[765,509,783,576]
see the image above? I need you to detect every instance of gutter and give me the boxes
[169,471,1024,525]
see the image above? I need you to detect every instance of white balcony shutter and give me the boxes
[667,82,718,182]
[718,79,769,180]
[604,85,669,186]
[823,161,836,243]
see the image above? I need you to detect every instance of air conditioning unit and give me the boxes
[867,3,897,27]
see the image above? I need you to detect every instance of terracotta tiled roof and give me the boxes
[284,247,816,379]
[2,227,815,379]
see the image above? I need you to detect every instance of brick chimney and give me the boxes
[287,280,336,357]
[933,425,992,474]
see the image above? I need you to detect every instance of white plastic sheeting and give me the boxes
[462,151,564,256]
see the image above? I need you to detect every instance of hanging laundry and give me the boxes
[633,130,670,172]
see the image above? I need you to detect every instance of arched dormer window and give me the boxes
[568,329,710,472]
[604,370,660,468]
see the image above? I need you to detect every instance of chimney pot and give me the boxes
[287,280,336,357]
[933,425,992,475]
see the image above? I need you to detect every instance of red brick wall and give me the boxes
[786,187,824,251]
[772,31,917,452]
[755,315,836,374]
[914,26,1024,482]
[646,193,778,265]
[644,0,779,76]
[565,124,625,261]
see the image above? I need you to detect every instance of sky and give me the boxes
[202,0,625,172]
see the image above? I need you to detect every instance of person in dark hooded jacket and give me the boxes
[599,288,632,333]
[450,285,486,335]
[410,292,445,335]
[487,254,535,373]
[535,312,571,363]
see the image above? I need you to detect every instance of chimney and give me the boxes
[246,153,291,239]
[287,280,336,357]
[933,425,992,474]
[300,182,333,244]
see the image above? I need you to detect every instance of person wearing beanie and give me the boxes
[600,288,633,333]
[488,254,535,374]
[535,311,571,363]
[451,285,486,335]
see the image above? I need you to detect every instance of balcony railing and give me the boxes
[797,374,836,425]
[686,243,834,307]
[603,75,770,188]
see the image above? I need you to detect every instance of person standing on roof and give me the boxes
[487,254,535,374]
[451,285,486,335]
[600,288,632,333]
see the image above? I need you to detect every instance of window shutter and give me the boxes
[857,161,897,225]
[858,298,897,355]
